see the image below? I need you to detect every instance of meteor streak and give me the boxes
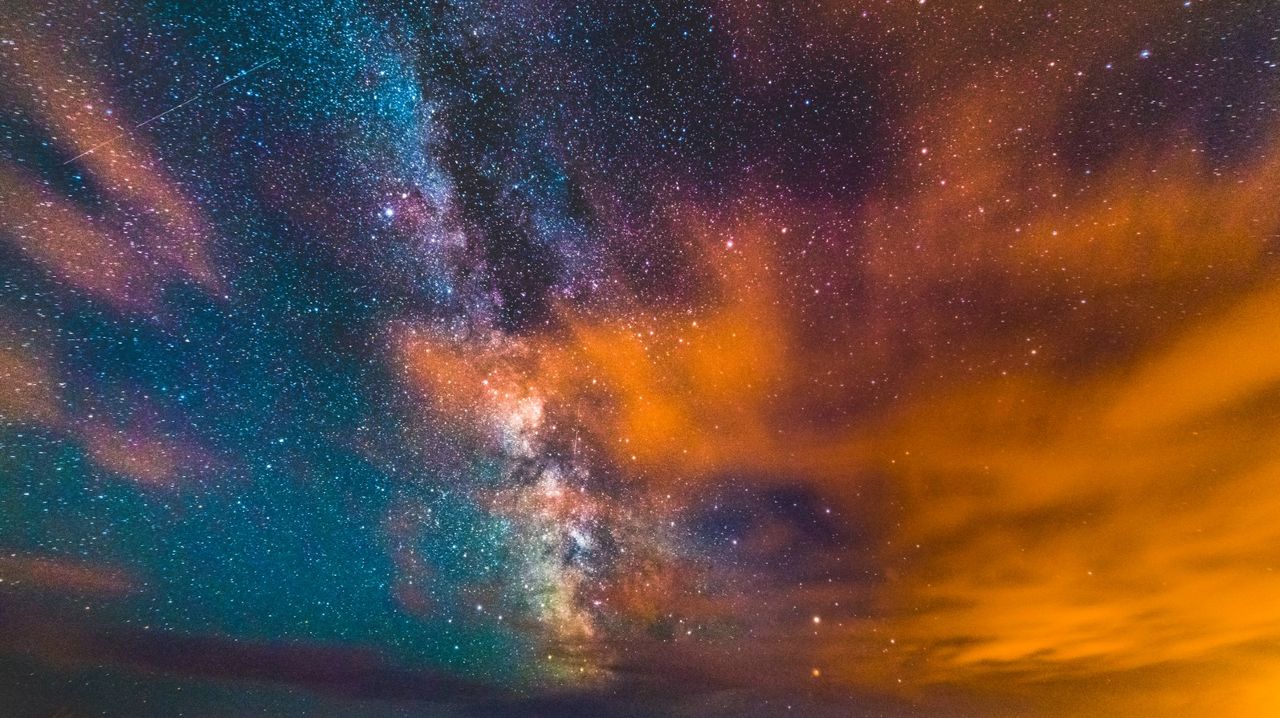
[63,56,279,165]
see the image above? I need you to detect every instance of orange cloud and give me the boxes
[397,147,1280,714]
[0,26,222,310]
[382,1,1280,710]
[78,415,218,490]
[0,341,60,427]
[0,554,133,596]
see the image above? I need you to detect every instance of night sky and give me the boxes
[1,0,1279,715]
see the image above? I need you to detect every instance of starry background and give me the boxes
[1,0,1279,716]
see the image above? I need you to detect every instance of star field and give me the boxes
[1,0,1280,716]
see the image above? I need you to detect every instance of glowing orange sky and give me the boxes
[391,2,1280,705]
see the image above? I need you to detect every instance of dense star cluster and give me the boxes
[2,0,1280,716]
